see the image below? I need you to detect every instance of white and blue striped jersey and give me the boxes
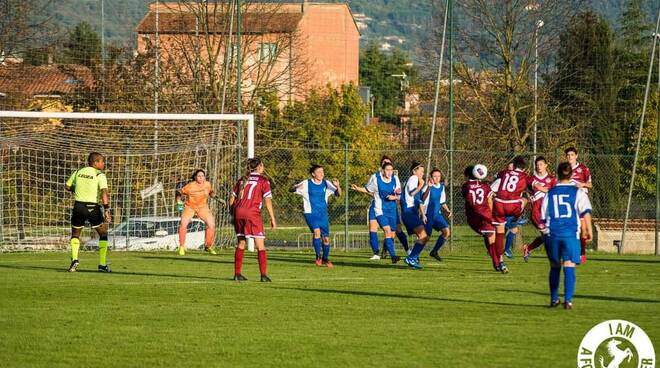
[294,179,338,215]
[424,182,447,217]
[402,176,424,212]
[366,172,401,216]
[541,183,592,238]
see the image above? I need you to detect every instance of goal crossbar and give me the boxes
[0,110,255,157]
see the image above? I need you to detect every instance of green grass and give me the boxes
[1,246,659,367]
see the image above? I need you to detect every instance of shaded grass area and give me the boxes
[0,247,659,367]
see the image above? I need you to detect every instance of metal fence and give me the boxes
[255,144,659,255]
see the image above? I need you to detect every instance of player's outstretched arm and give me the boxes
[332,178,341,196]
[350,184,372,196]
[264,197,277,230]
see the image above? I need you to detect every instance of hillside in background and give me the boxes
[40,1,658,53]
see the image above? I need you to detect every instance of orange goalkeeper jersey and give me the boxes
[181,181,212,209]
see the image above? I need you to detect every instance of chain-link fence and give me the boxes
[255,144,659,255]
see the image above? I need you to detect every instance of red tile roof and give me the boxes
[0,64,94,96]
[136,11,303,34]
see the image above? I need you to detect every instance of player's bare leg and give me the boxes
[579,218,587,264]
[177,210,194,256]
[196,207,216,255]
[233,236,248,281]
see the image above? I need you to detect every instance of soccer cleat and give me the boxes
[580,254,587,264]
[522,244,530,263]
[499,262,509,274]
[504,248,513,259]
[98,265,112,273]
[404,257,423,270]
[204,246,217,255]
[323,260,334,268]
[260,274,272,282]
[233,273,248,281]
[549,299,561,308]
[315,258,323,267]
[563,302,573,310]
[429,251,443,262]
[391,255,401,264]
[369,254,381,260]
[178,247,185,256]
[67,259,80,272]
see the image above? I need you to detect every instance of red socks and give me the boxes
[528,236,545,251]
[234,247,244,275]
[580,238,587,256]
[484,237,500,269]
[258,250,268,275]
[495,232,505,257]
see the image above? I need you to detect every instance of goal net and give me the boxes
[0,111,254,251]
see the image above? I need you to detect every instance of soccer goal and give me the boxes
[0,110,254,251]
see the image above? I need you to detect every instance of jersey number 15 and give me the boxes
[551,194,572,219]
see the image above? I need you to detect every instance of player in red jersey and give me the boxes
[230,157,277,282]
[565,147,592,264]
[461,165,501,272]
[522,156,557,261]
[490,156,530,273]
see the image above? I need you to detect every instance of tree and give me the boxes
[64,22,101,67]
[425,0,584,152]
[359,42,415,123]
[0,0,57,63]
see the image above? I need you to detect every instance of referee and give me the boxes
[65,152,112,272]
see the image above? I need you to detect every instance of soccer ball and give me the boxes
[473,164,488,180]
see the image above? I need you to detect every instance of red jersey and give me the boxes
[461,180,492,218]
[492,169,530,201]
[231,173,272,215]
[571,162,591,186]
[529,173,557,203]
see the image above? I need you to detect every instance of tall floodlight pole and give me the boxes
[427,0,449,176]
[533,19,543,157]
[621,10,660,253]
[236,0,242,114]
[655,32,660,256]
[447,0,454,249]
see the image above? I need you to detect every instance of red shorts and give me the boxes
[492,199,524,225]
[466,211,495,235]
[530,200,547,232]
[233,209,265,239]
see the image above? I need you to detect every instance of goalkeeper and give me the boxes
[65,152,112,273]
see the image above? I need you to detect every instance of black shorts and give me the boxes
[71,202,104,228]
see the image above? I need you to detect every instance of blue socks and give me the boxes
[549,267,560,302]
[312,238,322,259]
[384,237,396,257]
[322,244,330,261]
[564,267,576,303]
[409,242,426,260]
[504,231,515,254]
[431,236,446,254]
[369,232,379,255]
[396,231,409,251]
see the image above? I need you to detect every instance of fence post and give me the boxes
[447,0,454,251]
[0,150,4,246]
[344,142,349,252]
[123,152,132,250]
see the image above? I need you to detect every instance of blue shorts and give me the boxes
[368,204,377,221]
[304,213,330,238]
[375,210,399,230]
[425,214,449,236]
[402,209,424,235]
[545,236,581,264]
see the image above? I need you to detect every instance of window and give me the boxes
[257,43,277,62]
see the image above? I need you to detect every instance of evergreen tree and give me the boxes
[64,22,101,67]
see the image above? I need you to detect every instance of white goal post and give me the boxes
[0,110,255,251]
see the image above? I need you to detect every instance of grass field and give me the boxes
[1,246,659,367]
